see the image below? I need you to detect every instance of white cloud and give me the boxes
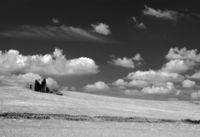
[112,69,183,95]
[124,89,140,95]
[143,5,183,21]
[61,86,76,91]
[182,79,196,88]
[191,91,200,99]
[83,81,109,91]
[128,80,149,88]
[0,48,99,76]
[126,70,184,83]
[190,71,200,79]
[0,25,113,43]
[112,79,127,89]
[133,53,143,61]
[113,70,184,95]
[162,47,200,74]
[137,23,146,29]
[161,59,195,73]
[110,57,135,68]
[91,23,111,35]
[112,78,149,89]
[166,47,200,62]
[132,17,146,29]
[0,73,58,89]
[110,53,143,68]
[70,86,77,91]
[110,47,200,96]
[52,18,60,24]
[46,77,59,89]
[141,82,176,94]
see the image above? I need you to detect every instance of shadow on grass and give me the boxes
[0,112,199,124]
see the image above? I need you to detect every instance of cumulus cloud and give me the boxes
[166,47,200,61]
[91,23,111,35]
[190,71,200,79]
[111,69,183,95]
[112,79,149,89]
[0,25,113,43]
[141,82,176,94]
[132,16,146,29]
[128,80,149,88]
[61,86,76,91]
[126,70,184,83]
[133,53,143,61]
[110,57,135,68]
[191,91,200,99]
[143,5,183,21]
[162,47,200,74]
[182,79,196,88]
[112,79,127,89]
[46,77,59,89]
[110,47,200,97]
[111,69,184,95]
[0,48,99,76]
[110,53,143,68]
[161,59,195,73]
[52,18,60,24]
[83,81,109,91]
[0,73,58,89]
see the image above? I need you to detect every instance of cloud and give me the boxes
[161,59,195,73]
[162,47,200,74]
[110,57,135,68]
[0,25,113,43]
[166,47,200,62]
[111,69,182,95]
[112,79,149,89]
[132,16,147,29]
[124,89,140,95]
[0,73,58,89]
[182,79,196,88]
[143,5,183,21]
[132,53,143,61]
[83,81,109,91]
[126,70,184,83]
[112,79,127,89]
[128,80,149,88]
[52,18,60,24]
[141,82,176,94]
[0,48,99,76]
[190,71,200,79]
[91,23,111,35]
[110,53,143,68]
[110,47,200,97]
[46,77,59,89]
[191,91,200,99]
[61,86,76,91]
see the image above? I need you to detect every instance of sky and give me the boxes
[0,0,200,100]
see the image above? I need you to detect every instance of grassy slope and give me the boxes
[0,86,200,120]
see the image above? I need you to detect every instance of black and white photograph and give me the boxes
[0,0,200,137]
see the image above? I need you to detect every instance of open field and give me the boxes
[0,86,200,137]
[1,119,200,137]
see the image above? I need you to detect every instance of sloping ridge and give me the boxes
[0,86,200,121]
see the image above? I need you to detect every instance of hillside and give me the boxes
[0,86,200,120]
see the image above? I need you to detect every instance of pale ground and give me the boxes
[0,86,200,137]
[0,119,200,137]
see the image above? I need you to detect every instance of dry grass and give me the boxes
[1,86,200,137]
[1,119,200,137]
